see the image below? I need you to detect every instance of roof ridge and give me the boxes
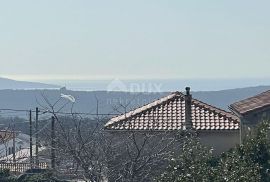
[105,91,183,127]
[232,89,270,106]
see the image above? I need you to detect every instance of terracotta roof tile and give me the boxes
[105,92,239,131]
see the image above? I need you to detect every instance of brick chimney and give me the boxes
[185,87,192,129]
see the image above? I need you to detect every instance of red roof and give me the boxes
[105,92,239,131]
[230,90,270,115]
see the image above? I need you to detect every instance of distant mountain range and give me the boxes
[0,85,270,118]
[0,77,60,90]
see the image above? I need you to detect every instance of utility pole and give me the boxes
[29,110,33,168]
[35,107,39,166]
[51,116,56,170]
[95,95,100,122]
[12,124,15,163]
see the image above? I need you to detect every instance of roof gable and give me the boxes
[105,92,239,131]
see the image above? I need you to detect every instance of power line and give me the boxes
[0,108,119,116]
[0,109,32,112]
[0,108,118,116]
[38,110,118,116]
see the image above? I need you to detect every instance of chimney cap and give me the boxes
[185,87,191,95]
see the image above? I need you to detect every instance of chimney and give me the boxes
[185,87,192,129]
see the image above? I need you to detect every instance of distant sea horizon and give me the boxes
[41,78,270,92]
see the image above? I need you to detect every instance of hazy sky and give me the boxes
[0,0,270,81]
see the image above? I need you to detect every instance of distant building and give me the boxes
[230,90,270,141]
[0,131,31,161]
[105,87,240,154]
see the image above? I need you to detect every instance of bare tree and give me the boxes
[104,97,191,182]
[106,131,187,182]
[37,92,112,181]
[37,92,190,181]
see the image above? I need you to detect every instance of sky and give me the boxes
[0,0,270,81]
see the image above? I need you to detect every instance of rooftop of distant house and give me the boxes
[105,88,239,131]
[230,90,270,115]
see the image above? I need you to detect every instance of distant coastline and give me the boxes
[42,78,270,92]
[1,77,270,92]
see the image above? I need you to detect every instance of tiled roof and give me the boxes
[230,90,270,115]
[105,92,239,131]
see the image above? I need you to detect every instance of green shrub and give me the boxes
[158,121,270,182]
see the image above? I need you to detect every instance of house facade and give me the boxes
[105,87,240,154]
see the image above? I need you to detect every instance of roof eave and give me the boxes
[228,105,243,118]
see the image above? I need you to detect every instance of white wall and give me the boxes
[198,130,240,154]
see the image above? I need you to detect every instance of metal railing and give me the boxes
[0,162,48,173]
